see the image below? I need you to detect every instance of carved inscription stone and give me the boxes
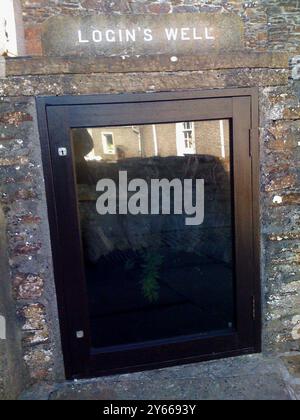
[41,14,244,57]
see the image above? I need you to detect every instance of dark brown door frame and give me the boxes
[36,88,261,380]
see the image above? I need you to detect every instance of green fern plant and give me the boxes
[140,250,164,303]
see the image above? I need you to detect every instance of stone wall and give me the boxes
[0,53,299,392]
[261,82,300,351]
[0,206,24,400]
[20,0,300,56]
[0,95,64,392]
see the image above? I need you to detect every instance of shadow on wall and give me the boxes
[0,206,24,400]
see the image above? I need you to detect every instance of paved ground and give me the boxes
[20,354,300,400]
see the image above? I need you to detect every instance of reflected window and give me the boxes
[176,122,195,156]
[102,132,115,155]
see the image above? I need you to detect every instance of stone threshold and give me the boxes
[19,354,300,401]
[4,51,291,77]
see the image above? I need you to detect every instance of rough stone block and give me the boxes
[23,347,53,381]
[0,111,33,126]
[20,303,49,346]
[21,303,47,331]
[290,56,300,81]
[283,107,300,120]
[264,174,297,192]
[13,274,44,300]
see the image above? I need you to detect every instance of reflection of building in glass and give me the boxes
[84,121,230,163]
[176,122,196,155]
[102,132,115,154]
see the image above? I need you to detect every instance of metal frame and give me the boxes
[36,88,261,379]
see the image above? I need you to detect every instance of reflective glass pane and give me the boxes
[72,120,234,349]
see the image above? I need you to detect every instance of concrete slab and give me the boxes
[20,354,300,400]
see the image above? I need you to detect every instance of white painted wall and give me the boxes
[0,0,25,56]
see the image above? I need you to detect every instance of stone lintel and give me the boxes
[5,51,291,77]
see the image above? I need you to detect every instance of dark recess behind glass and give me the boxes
[72,120,235,349]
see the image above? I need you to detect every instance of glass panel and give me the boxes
[72,120,234,349]
[183,122,192,130]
